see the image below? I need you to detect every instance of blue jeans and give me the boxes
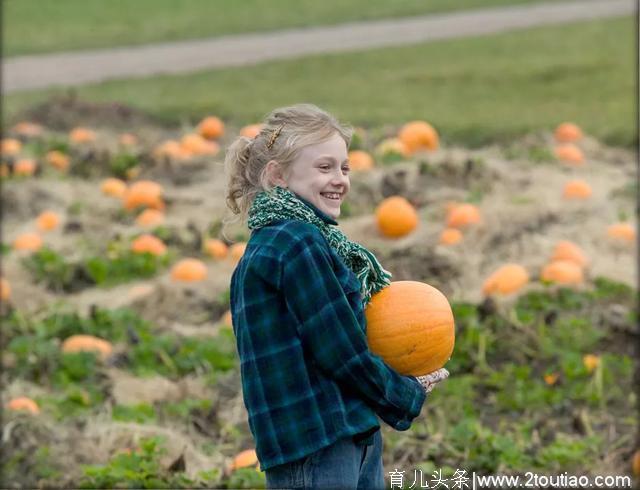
[265,430,385,489]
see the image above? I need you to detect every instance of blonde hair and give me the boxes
[223,103,352,238]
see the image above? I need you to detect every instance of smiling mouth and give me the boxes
[321,192,342,201]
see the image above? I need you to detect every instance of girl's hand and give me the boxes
[415,368,449,394]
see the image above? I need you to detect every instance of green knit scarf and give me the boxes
[247,186,392,306]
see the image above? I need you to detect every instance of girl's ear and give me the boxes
[265,160,288,188]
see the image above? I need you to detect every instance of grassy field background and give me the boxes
[4,0,547,56]
[6,16,635,149]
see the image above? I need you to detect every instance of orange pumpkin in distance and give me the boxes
[365,281,455,376]
[398,121,439,153]
[375,196,419,238]
[554,122,583,143]
[198,116,225,140]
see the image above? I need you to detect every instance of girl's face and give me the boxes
[279,133,351,219]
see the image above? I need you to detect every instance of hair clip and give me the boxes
[266,123,285,150]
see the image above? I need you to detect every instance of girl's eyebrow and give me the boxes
[315,156,350,164]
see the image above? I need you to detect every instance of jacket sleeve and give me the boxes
[280,230,426,430]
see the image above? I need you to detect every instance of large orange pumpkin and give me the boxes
[14,159,37,176]
[131,234,167,256]
[365,281,455,376]
[607,223,635,243]
[13,232,43,252]
[562,180,592,199]
[36,211,61,232]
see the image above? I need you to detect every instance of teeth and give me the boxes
[322,193,341,200]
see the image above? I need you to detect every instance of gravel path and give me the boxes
[3,0,633,94]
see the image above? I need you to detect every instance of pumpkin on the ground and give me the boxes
[205,239,229,260]
[541,260,584,285]
[607,223,635,243]
[375,196,418,238]
[439,228,463,246]
[123,180,165,211]
[7,397,40,415]
[198,116,225,140]
[551,241,588,268]
[554,144,584,165]
[348,150,374,171]
[14,159,37,176]
[1,277,11,301]
[36,211,61,232]
[563,180,592,199]
[482,263,529,296]
[240,124,263,139]
[398,121,439,153]
[171,258,208,282]
[62,335,113,360]
[101,178,127,198]
[554,122,583,143]
[136,209,165,228]
[13,232,43,252]
[365,281,455,376]
[131,234,167,256]
[46,150,70,171]
[446,203,481,229]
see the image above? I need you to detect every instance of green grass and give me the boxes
[5,17,634,148]
[5,0,546,57]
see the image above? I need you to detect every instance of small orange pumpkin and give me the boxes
[1,277,11,302]
[375,196,419,238]
[69,127,96,143]
[14,159,37,176]
[446,203,481,229]
[46,150,70,171]
[61,334,113,360]
[135,209,165,228]
[154,140,183,159]
[7,397,40,415]
[543,373,559,386]
[482,263,530,296]
[607,223,635,243]
[12,121,43,137]
[119,133,138,146]
[1,138,22,156]
[554,144,584,165]
[101,178,128,198]
[582,354,600,373]
[551,241,588,269]
[562,180,592,199]
[205,239,229,260]
[36,211,61,232]
[229,242,247,263]
[230,449,258,471]
[398,121,439,153]
[240,124,263,139]
[365,281,454,376]
[439,228,463,246]
[123,181,165,211]
[13,232,43,252]
[181,133,219,156]
[171,258,208,282]
[198,116,225,140]
[554,122,583,143]
[540,260,583,285]
[348,150,374,171]
[632,450,640,476]
[221,310,233,329]
[375,138,410,159]
[131,234,167,256]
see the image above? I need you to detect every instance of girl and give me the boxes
[224,104,449,489]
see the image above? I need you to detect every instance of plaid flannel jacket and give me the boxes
[230,199,426,471]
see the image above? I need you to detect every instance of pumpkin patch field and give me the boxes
[1,103,637,488]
